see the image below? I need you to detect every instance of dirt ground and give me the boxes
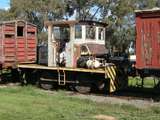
[63,91,160,109]
[93,115,117,120]
[0,83,21,88]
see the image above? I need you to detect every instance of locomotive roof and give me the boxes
[44,20,107,27]
[0,20,36,27]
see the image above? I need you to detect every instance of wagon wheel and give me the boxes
[20,69,39,85]
[154,77,160,89]
[73,73,92,94]
[19,69,28,85]
[20,70,32,85]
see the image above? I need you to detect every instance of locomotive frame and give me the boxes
[18,20,128,94]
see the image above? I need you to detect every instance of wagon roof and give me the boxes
[135,7,160,13]
[44,20,107,27]
[0,20,36,27]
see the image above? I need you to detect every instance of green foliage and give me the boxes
[38,32,48,44]
[0,9,16,21]
[8,0,65,32]
[65,0,96,20]
[129,77,159,88]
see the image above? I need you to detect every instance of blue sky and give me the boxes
[0,0,10,10]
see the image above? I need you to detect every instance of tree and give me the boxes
[0,9,12,21]
[65,0,105,20]
[9,0,65,32]
[5,0,67,43]
[64,0,138,52]
[97,0,159,53]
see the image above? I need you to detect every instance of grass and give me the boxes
[0,86,160,120]
[128,77,159,88]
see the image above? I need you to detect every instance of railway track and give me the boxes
[61,88,160,109]
[107,87,160,102]
[1,81,160,103]
[51,85,160,102]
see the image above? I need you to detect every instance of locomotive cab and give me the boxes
[44,20,108,68]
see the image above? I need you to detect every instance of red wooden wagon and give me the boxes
[0,20,37,69]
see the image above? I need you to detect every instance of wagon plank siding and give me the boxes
[136,10,160,69]
[0,20,37,68]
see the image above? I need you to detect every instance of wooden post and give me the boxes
[82,25,86,43]
[66,25,75,67]
[48,24,56,67]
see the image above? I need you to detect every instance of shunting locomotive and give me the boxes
[17,20,127,94]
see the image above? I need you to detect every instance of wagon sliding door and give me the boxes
[139,18,160,69]
[26,24,37,62]
[16,21,26,63]
[16,21,36,63]
[155,19,160,68]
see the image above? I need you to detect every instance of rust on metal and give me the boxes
[85,43,108,55]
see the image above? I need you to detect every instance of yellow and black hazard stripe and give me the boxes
[105,65,118,93]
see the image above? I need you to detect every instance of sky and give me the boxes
[0,0,10,10]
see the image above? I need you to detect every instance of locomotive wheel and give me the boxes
[74,82,92,94]
[73,73,92,94]
[39,80,53,90]
[97,80,105,91]
[39,71,57,90]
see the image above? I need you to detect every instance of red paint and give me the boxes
[136,10,160,69]
[0,20,37,68]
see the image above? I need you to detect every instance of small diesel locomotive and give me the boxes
[18,20,127,93]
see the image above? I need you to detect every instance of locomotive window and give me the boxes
[62,27,69,41]
[53,27,69,42]
[86,26,95,39]
[75,25,82,39]
[17,26,24,37]
[98,28,104,40]
[53,27,60,40]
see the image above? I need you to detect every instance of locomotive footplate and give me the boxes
[18,64,128,93]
